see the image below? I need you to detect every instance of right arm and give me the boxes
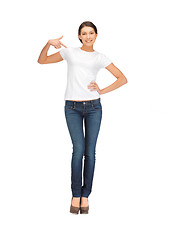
[37,36,67,64]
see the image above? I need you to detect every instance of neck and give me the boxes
[80,45,95,52]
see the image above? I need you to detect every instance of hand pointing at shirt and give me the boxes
[49,35,67,49]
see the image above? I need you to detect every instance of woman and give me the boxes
[38,21,128,214]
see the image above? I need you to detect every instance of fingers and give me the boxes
[59,41,67,48]
[58,35,63,40]
[55,36,67,48]
[89,82,96,86]
[88,82,98,91]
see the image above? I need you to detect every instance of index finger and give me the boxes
[59,41,67,48]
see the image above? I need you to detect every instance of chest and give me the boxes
[68,50,100,72]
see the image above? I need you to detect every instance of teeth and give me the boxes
[86,40,92,42]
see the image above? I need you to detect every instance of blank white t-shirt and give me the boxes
[59,46,112,100]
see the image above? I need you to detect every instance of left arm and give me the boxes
[88,63,128,95]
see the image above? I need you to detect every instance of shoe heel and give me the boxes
[80,206,89,214]
[70,205,80,214]
[70,197,80,214]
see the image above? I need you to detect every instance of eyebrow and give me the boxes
[82,31,94,34]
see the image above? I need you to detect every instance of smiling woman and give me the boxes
[78,21,98,48]
[37,20,127,215]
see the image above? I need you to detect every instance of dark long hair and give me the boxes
[78,21,98,43]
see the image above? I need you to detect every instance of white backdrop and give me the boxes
[0,0,172,239]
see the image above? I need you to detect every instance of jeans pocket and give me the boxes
[64,105,73,110]
[93,102,102,110]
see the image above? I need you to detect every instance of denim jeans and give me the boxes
[64,98,102,198]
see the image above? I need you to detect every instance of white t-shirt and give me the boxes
[59,46,112,100]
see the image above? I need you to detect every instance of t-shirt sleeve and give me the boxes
[99,53,112,68]
[59,47,69,60]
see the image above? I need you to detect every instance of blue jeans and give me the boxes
[64,98,102,198]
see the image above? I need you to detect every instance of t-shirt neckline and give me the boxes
[78,47,96,54]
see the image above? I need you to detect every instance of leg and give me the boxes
[64,108,85,197]
[81,109,102,197]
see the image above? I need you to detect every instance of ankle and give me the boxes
[72,197,80,205]
[81,197,88,201]
[72,197,80,202]
[80,197,88,207]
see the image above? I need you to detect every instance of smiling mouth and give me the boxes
[85,40,93,43]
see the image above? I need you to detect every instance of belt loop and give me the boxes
[73,101,76,109]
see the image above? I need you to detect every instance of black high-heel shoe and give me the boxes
[70,197,80,214]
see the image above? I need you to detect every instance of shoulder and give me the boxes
[95,51,112,68]
[60,46,74,52]
[96,50,107,57]
[59,46,74,60]
[61,46,78,54]
[94,50,107,59]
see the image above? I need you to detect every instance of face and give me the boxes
[78,26,97,46]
